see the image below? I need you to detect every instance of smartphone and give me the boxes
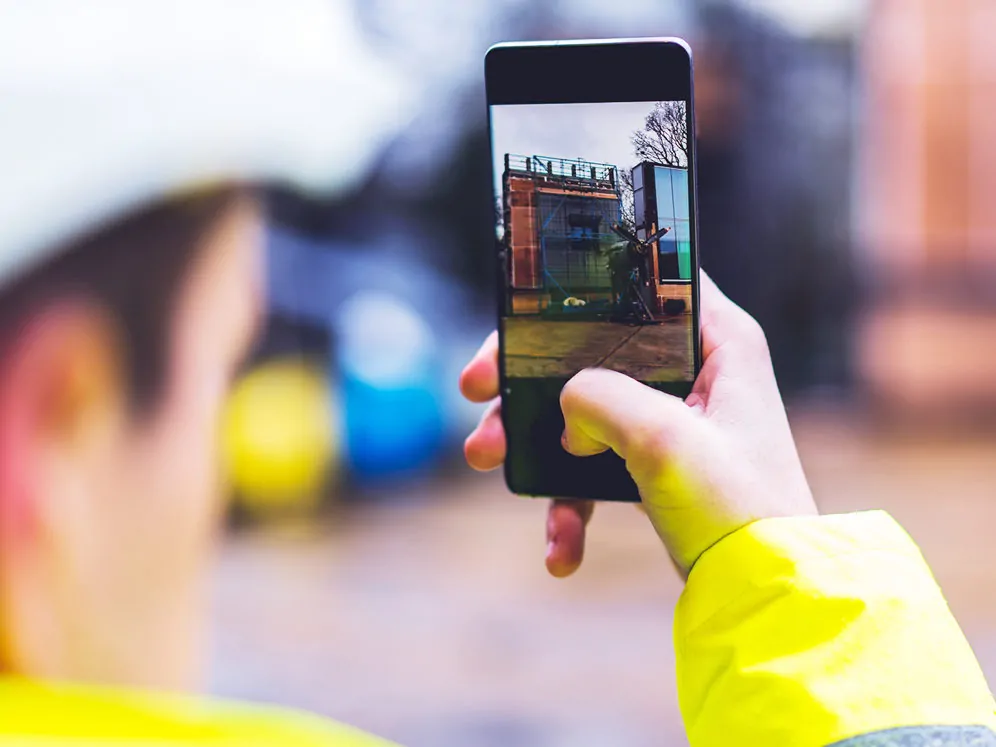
[485,38,701,502]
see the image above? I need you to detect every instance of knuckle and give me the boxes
[737,314,770,358]
[560,368,596,415]
[743,314,768,347]
[625,436,673,488]
[623,424,671,467]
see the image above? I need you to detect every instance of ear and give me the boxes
[0,302,127,544]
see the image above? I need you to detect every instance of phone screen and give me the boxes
[486,40,699,501]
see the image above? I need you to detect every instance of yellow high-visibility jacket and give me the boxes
[0,676,398,746]
[0,510,990,746]
[677,510,996,746]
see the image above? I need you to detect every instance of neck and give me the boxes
[0,545,206,691]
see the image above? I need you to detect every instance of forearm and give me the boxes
[674,511,996,747]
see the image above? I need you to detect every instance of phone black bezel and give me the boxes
[485,38,701,502]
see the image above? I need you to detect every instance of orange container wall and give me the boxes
[506,176,541,289]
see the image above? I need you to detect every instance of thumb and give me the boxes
[561,368,724,571]
[560,368,698,470]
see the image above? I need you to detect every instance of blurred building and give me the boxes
[857,0,996,420]
[695,3,858,397]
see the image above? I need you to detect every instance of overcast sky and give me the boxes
[489,101,668,198]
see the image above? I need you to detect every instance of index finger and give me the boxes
[546,499,594,578]
[459,330,499,403]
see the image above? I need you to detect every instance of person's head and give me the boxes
[0,1,410,692]
[0,189,265,689]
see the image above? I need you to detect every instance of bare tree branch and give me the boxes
[631,101,688,168]
[617,168,635,231]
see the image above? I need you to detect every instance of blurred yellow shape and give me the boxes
[222,359,337,515]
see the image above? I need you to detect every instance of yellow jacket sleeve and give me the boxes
[674,510,996,747]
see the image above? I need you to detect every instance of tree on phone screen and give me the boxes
[632,101,688,168]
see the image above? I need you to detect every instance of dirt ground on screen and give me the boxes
[503,316,694,383]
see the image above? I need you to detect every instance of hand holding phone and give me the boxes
[462,273,817,574]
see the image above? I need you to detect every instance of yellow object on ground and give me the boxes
[675,510,996,747]
[0,676,395,746]
[221,359,337,515]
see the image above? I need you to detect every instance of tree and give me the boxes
[616,168,636,231]
[632,101,688,168]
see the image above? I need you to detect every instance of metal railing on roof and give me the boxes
[504,153,619,186]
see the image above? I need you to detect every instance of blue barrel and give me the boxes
[336,292,445,482]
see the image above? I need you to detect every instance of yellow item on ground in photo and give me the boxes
[222,358,338,515]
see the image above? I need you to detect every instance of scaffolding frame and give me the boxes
[503,153,623,307]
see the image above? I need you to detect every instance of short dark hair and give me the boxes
[0,189,246,413]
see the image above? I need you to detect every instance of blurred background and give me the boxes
[212,1,996,745]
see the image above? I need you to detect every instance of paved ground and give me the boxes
[503,317,694,382]
[210,406,996,747]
